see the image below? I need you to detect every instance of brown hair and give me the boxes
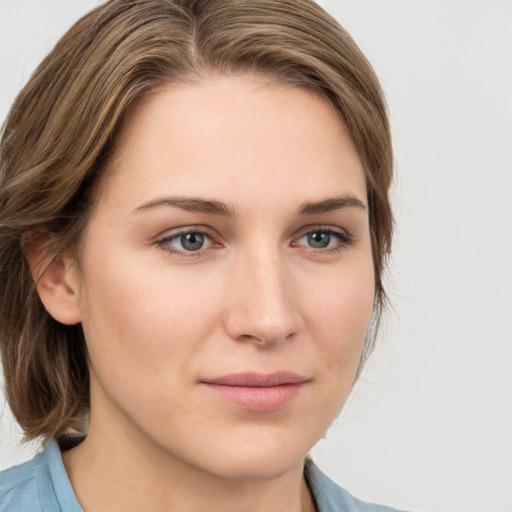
[0,0,393,444]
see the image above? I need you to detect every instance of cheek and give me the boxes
[289,257,375,440]
[77,265,222,435]
[301,256,375,367]
[77,254,222,384]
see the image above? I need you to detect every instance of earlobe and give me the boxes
[22,231,82,325]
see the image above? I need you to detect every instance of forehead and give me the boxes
[96,75,366,213]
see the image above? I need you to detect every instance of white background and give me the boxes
[1,1,511,511]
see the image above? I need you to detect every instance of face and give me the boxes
[70,75,374,481]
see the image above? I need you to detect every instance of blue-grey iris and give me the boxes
[308,232,330,248]
[181,233,204,251]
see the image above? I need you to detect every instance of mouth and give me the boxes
[200,372,309,412]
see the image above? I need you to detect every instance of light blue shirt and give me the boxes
[0,441,405,511]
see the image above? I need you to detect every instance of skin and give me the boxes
[37,75,375,512]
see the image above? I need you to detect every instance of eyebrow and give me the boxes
[132,196,238,217]
[298,195,368,216]
[132,194,367,218]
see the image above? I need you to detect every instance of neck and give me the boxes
[62,425,316,512]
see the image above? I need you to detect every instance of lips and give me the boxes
[200,372,309,411]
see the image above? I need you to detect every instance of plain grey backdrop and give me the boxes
[1,1,511,511]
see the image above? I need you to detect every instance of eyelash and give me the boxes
[155,226,354,256]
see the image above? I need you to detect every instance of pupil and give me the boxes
[181,233,204,251]
[308,232,330,248]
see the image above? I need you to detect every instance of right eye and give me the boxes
[156,229,213,254]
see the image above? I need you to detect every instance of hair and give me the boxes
[0,0,393,445]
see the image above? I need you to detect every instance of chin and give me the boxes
[185,430,314,482]
[209,452,306,482]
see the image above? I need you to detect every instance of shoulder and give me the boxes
[305,459,408,512]
[0,449,47,512]
[0,440,81,512]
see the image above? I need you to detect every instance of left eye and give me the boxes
[158,231,212,253]
[295,229,350,249]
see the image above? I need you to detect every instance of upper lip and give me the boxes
[202,372,308,387]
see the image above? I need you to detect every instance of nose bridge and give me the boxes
[226,241,300,345]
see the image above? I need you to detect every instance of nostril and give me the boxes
[237,331,296,347]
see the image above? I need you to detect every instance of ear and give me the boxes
[23,230,82,325]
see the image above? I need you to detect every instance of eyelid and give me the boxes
[292,224,352,240]
[154,224,216,240]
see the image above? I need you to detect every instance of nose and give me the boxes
[224,248,303,347]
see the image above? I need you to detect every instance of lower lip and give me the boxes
[202,383,305,411]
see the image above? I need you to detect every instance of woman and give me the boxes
[0,1,398,510]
